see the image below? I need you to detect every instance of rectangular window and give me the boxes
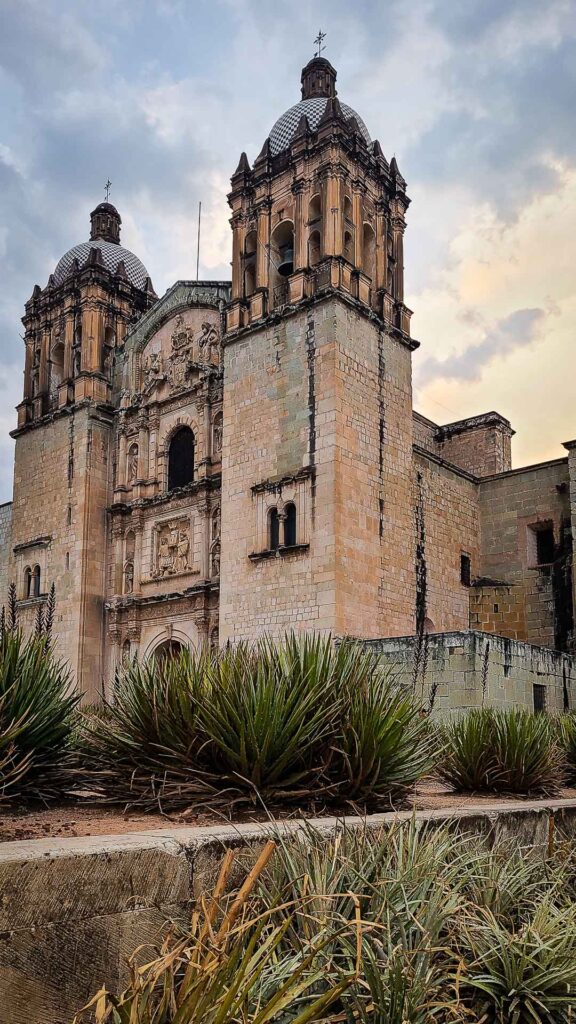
[460,553,471,587]
[536,527,555,565]
[533,683,547,714]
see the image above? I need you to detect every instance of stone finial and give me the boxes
[233,152,251,176]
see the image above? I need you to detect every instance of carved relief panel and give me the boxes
[151,516,195,579]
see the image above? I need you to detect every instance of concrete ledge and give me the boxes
[2,800,576,1024]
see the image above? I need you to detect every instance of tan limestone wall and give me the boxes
[437,419,512,477]
[0,501,12,606]
[478,459,572,649]
[413,453,480,632]
[9,406,112,698]
[219,295,416,643]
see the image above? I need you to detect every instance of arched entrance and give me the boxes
[153,639,185,663]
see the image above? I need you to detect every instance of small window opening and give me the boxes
[493,603,499,614]
[284,503,297,547]
[65,552,70,570]
[536,526,555,566]
[24,566,32,599]
[460,553,471,587]
[533,683,547,714]
[268,507,280,551]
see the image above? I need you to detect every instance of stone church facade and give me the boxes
[2,56,576,701]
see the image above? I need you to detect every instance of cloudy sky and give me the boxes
[1,0,575,502]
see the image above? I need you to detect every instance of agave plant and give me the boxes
[437,708,564,795]
[0,625,78,801]
[555,712,576,784]
[81,647,219,809]
[457,901,576,1022]
[196,635,347,800]
[333,662,437,805]
[74,841,358,1024]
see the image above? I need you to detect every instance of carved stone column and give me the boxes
[63,313,74,380]
[117,429,127,488]
[256,201,271,290]
[198,499,211,581]
[137,414,149,480]
[292,180,307,271]
[352,182,365,270]
[392,209,406,303]
[231,213,245,300]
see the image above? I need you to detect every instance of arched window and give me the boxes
[268,507,280,551]
[308,193,322,225]
[284,503,297,547]
[31,565,41,598]
[167,426,195,491]
[24,566,32,599]
[50,339,65,403]
[343,195,353,223]
[153,639,184,664]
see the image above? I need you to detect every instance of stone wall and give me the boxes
[478,458,572,650]
[220,293,416,642]
[413,451,479,632]
[9,405,112,699]
[0,501,12,606]
[364,630,574,715]
[2,801,576,1024]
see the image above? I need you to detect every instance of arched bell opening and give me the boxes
[270,220,294,308]
[362,223,376,284]
[49,338,65,405]
[343,229,354,264]
[308,229,321,268]
[244,230,257,299]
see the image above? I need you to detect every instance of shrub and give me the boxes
[333,665,437,805]
[437,707,564,795]
[0,626,78,802]
[556,712,576,784]
[77,825,576,1024]
[84,634,434,812]
[73,840,357,1024]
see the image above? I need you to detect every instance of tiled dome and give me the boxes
[53,238,151,289]
[269,97,371,157]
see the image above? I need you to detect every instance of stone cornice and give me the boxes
[224,288,419,352]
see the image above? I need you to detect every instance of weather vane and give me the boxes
[104,178,112,202]
[313,30,326,58]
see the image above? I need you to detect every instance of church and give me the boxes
[2,54,576,702]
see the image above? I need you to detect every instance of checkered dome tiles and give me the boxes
[268,97,372,157]
[53,238,151,290]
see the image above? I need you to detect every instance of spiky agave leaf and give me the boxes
[437,708,564,795]
[197,634,349,798]
[333,665,438,805]
[0,628,78,801]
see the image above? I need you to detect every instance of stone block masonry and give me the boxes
[363,629,575,715]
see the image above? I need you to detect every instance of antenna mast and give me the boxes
[196,201,202,280]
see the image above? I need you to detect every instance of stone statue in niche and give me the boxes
[103,346,114,377]
[213,413,223,454]
[127,443,139,484]
[211,540,220,578]
[169,315,195,391]
[153,518,192,577]
[124,560,134,595]
[143,350,165,394]
[197,322,219,362]
[211,507,220,542]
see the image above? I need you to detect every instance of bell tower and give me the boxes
[9,200,156,698]
[219,56,419,642]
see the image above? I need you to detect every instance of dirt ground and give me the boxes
[3,781,576,843]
